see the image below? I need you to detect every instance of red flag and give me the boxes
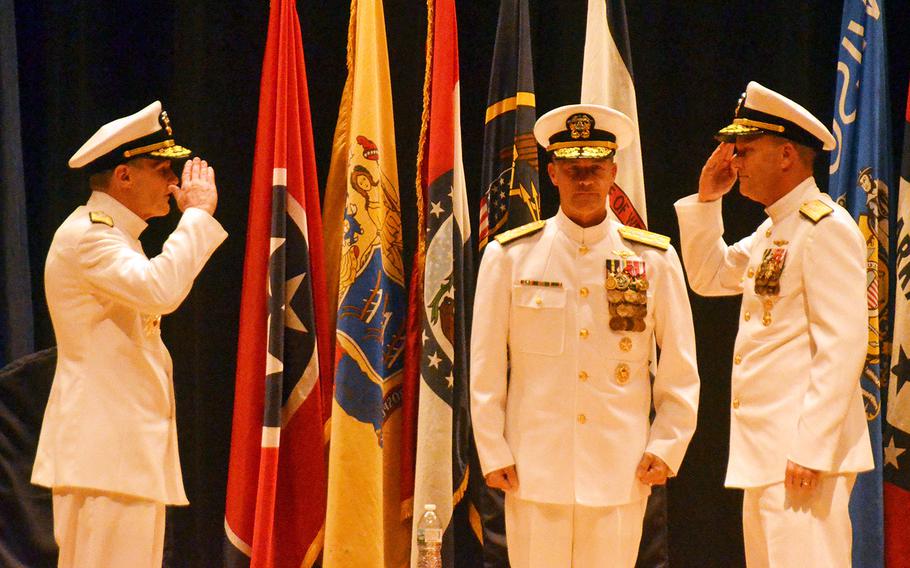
[884,81,910,568]
[224,0,331,566]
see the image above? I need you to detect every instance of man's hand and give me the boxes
[785,459,821,497]
[698,143,737,202]
[174,157,218,215]
[485,465,520,492]
[636,452,671,486]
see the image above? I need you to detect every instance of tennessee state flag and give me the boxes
[223,0,332,566]
[321,0,410,566]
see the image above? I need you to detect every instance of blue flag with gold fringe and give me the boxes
[828,1,893,565]
[478,0,539,252]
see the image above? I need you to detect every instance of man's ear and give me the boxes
[547,160,558,185]
[112,163,131,189]
[779,142,797,171]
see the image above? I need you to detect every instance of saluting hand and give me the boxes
[485,465,520,492]
[174,157,218,216]
[698,142,738,202]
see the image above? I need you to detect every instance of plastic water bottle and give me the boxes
[416,503,442,568]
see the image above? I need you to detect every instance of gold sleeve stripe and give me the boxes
[485,92,537,124]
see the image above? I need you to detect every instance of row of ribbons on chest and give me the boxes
[606,259,649,333]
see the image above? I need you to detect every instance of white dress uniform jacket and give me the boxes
[32,191,228,505]
[471,210,700,506]
[674,178,874,488]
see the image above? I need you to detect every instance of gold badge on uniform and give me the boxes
[754,247,787,326]
[606,259,648,332]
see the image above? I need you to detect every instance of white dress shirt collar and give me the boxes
[86,191,148,240]
[554,208,610,245]
[764,176,820,223]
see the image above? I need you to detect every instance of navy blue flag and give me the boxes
[0,0,34,368]
[828,1,893,565]
[478,0,539,251]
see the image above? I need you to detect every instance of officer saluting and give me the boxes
[32,101,227,567]
[470,104,700,567]
[674,82,874,567]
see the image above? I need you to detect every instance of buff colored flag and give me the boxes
[322,0,410,566]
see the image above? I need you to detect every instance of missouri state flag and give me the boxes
[409,0,476,566]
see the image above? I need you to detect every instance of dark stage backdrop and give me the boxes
[12,1,910,566]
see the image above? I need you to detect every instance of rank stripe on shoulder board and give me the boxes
[618,226,670,250]
[89,211,114,227]
[799,200,833,223]
[494,220,546,246]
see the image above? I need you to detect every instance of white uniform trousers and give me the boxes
[505,494,648,568]
[742,474,856,568]
[52,488,166,568]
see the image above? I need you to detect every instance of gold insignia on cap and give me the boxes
[618,226,670,250]
[567,113,593,140]
[550,142,616,160]
[799,200,833,223]
[494,219,547,245]
[89,211,114,227]
[160,111,173,136]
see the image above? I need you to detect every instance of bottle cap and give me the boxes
[424,503,436,511]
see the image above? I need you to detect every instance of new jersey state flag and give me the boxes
[322,0,410,566]
[224,0,332,566]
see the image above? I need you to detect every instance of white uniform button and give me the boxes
[765,228,772,238]
[619,337,633,352]
[579,244,589,254]
[579,328,589,339]
[744,311,751,321]
[615,363,630,385]
[579,287,589,297]
[732,398,741,409]
[578,371,589,382]
[534,296,542,306]
[734,354,743,365]
[578,414,587,424]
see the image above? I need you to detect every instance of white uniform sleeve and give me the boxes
[470,242,516,476]
[646,245,700,475]
[674,194,752,297]
[789,217,868,470]
[77,208,228,314]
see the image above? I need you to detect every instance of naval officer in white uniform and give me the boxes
[32,101,228,567]
[470,104,700,567]
[674,82,874,567]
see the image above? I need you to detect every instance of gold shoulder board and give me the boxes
[799,200,833,223]
[494,220,546,246]
[618,226,670,250]
[89,211,114,227]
